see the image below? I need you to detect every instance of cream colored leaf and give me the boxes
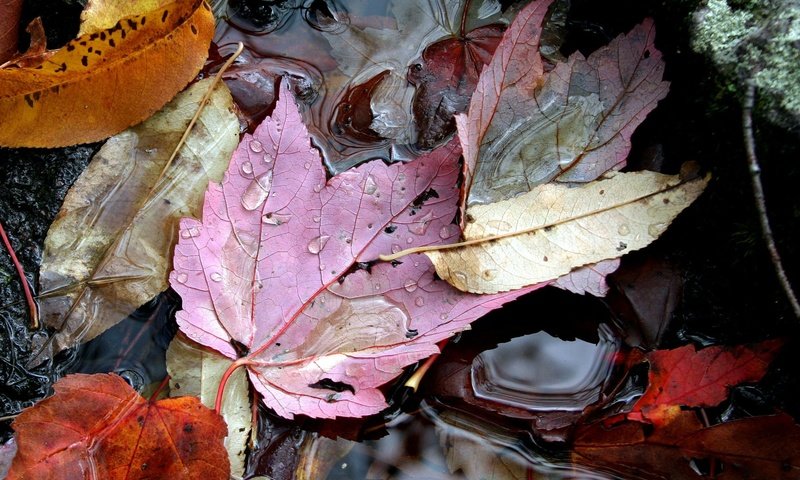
[38,78,239,355]
[384,171,707,294]
[166,335,251,478]
[78,0,172,36]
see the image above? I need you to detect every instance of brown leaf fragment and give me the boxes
[0,0,214,147]
[0,0,23,63]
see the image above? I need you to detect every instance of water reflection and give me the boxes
[472,324,619,411]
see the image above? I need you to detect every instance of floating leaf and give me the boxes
[38,78,239,356]
[0,0,214,147]
[171,81,536,419]
[573,411,800,479]
[383,170,707,294]
[629,339,784,424]
[166,335,251,478]
[7,373,229,480]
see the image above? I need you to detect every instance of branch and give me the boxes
[741,81,800,318]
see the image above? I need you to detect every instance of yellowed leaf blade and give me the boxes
[0,0,213,147]
[79,0,172,36]
[166,335,251,478]
[425,171,707,294]
[39,78,239,355]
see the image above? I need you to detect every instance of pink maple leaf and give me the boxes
[170,82,537,419]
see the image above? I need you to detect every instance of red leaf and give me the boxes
[7,374,229,480]
[573,411,800,479]
[408,23,505,149]
[170,81,538,419]
[630,339,783,423]
[0,0,23,64]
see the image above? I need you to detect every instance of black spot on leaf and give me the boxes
[308,378,356,394]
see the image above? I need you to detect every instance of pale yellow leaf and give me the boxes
[166,335,251,478]
[78,0,172,36]
[384,171,707,294]
[38,78,239,355]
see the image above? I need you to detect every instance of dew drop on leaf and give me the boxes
[313,184,323,193]
[364,175,378,195]
[409,211,434,235]
[210,272,222,282]
[263,153,274,163]
[618,224,630,235]
[180,226,200,239]
[249,140,264,153]
[240,161,254,176]
[392,244,402,253]
[414,297,424,307]
[307,235,330,254]
[439,225,452,239]
[241,171,273,211]
[175,273,188,284]
[403,279,417,292]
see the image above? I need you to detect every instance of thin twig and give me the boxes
[742,81,800,318]
[0,219,39,328]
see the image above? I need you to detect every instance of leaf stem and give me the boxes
[215,357,251,414]
[404,339,449,391]
[741,81,800,319]
[156,41,245,186]
[0,219,39,328]
[148,374,171,402]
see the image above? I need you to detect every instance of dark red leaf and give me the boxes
[408,24,505,149]
[629,339,783,423]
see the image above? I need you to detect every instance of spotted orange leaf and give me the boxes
[7,373,229,480]
[0,0,213,147]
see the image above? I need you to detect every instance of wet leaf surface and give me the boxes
[171,81,537,419]
[38,78,238,357]
[573,411,800,480]
[0,0,214,147]
[629,339,784,424]
[7,373,230,480]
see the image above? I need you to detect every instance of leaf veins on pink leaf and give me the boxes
[170,81,536,419]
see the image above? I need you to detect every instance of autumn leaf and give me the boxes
[457,2,669,206]
[78,0,172,36]
[170,81,537,419]
[573,411,800,479]
[0,0,214,147]
[408,23,504,149]
[166,335,251,477]
[7,373,229,480]
[37,77,238,357]
[0,0,22,64]
[382,170,707,294]
[629,339,783,424]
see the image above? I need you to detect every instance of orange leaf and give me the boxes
[7,373,230,480]
[0,0,213,147]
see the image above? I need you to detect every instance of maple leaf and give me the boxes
[170,81,536,419]
[7,373,229,480]
[0,0,214,147]
[628,339,784,424]
[573,411,800,479]
[456,0,669,207]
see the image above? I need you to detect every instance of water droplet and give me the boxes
[313,184,323,193]
[175,273,188,284]
[487,220,512,232]
[374,283,381,291]
[648,223,666,237]
[307,235,330,254]
[263,153,274,163]
[319,264,326,271]
[618,224,630,236]
[397,173,406,182]
[453,271,468,287]
[241,171,273,211]
[262,211,292,225]
[439,225,452,239]
[440,312,449,320]
[403,279,417,292]
[249,139,264,152]
[406,237,413,244]
[312,215,321,223]
[414,297,424,307]
[180,226,200,239]
[304,162,311,169]
[413,261,419,267]
[364,175,378,195]
[210,272,223,282]
[392,244,402,253]
[240,161,254,176]
[409,211,433,235]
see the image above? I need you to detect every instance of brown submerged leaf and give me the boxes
[37,78,239,357]
[384,171,708,294]
[0,0,214,147]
